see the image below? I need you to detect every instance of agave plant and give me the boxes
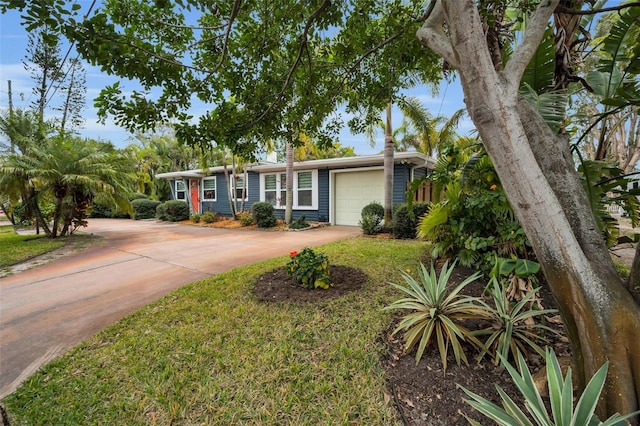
[474,278,559,368]
[384,261,487,370]
[461,348,640,426]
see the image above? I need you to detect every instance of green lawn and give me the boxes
[0,225,64,268]
[2,237,429,425]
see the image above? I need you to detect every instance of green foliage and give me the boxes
[201,211,216,224]
[237,210,254,226]
[286,247,331,290]
[473,279,559,368]
[360,202,384,235]
[252,202,277,228]
[577,160,640,247]
[418,143,530,272]
[360,213,383,235]
[162,200,190,222]
[155,202,167,221]
[189,213,201,223]
[391,202,429,239]
[288,215,309,230]
[384,262,486,370]
[132,199,161,220]
[461,348,640,426]
[361,201,384,219]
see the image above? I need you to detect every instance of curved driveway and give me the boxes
[0,218,360,399]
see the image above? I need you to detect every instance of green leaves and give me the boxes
[384,261,486,370]
[461,348,640,426]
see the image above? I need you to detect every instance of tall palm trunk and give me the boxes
[383,102,394,226]
[285,139,294,225]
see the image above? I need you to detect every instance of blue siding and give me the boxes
[167,160,429,221]
[317,169,330,222]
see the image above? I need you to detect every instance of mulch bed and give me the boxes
[252,263,571,425]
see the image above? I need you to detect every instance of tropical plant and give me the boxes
[0,136,134,237]
[577,159,640,247]
[490,257,543,307]
[418,143,530,272]
[288,214,309,230]
[384,261,486,370]
[473,278,559,368]
[286,247,331,290]
[461,348,640,426]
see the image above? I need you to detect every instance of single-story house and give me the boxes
[155,151,436,226]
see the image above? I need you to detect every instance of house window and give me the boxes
[265,173,286,207]
[231,174,248,200]
[202,177,216,201]
[175,180,186,200]
[297,171,312,207]
[261,170,316,209]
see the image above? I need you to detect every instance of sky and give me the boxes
[0,2,472,157]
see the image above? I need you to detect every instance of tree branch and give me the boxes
[556,2,640,15]
[503,0,560,89]
[416,0,458,68]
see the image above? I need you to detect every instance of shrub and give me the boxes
[132,199,161,220]
[88,203,113,218]
[287,247,331,289]
[190,213,201,223]
[252,202,277,228]
[461,348,640,425]
[237,210,255,226]
[129,193,148,201]
[163,200,190,222]
[359,202,384,235]
[361,201,384,219]
[156,202,167,221]
[289,215,310,230]
[392,202,429,239]
[202,211,217,223]
[473,278,559,368]
[384,261,486,370]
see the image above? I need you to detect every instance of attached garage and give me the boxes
[333,169,384,226]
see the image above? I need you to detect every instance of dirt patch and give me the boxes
[252,264,571,425]
[253,265,368,303]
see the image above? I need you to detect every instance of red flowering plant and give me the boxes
[286,247,331,289]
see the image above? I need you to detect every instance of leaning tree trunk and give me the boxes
[418,0,640,419]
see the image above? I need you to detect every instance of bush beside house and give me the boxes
[252,202,277,228]
[132,199,161,220]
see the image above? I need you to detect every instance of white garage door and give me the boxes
[334,170,384,226]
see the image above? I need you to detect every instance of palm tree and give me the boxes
[1,136,135,237]
[366,96,465,225]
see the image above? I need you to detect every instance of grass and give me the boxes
[3,237,430,425]
[0,225,64,268]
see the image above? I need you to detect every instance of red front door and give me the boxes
[190,179,200,213]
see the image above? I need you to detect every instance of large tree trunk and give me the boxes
[418,0,640,418]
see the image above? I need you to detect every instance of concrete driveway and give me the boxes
[0,218,360,399]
